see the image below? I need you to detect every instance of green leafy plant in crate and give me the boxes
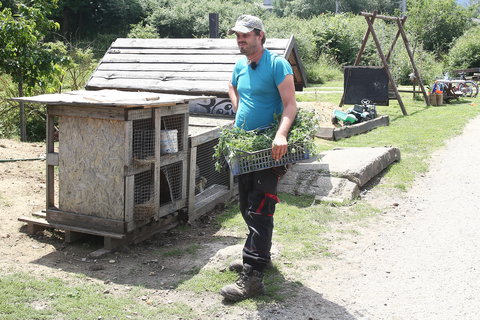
[213,108,320,172]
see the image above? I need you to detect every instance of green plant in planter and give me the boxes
[213,109,320,172]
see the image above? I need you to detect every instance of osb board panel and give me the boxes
[59,116,126,220]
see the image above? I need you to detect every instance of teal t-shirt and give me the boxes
[231,49,293,131]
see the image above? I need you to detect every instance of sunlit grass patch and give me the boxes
[0,273,194,320]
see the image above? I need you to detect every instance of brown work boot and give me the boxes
[228,259,273,273]
[220,264,265,302]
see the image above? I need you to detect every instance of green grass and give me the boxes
[216,194,373,261]
[297,91,341,103]
[316,94,480,190]
[177,266,300,306]
[0,273,195,320]
[305,80,344,89]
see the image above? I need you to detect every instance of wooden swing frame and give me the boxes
[339,11,431,115]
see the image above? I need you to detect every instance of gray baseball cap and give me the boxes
[228,15,265,35]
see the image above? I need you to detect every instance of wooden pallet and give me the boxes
[18,211,179,252]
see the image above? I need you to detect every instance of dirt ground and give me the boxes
[298,101,339,127]
[2,113,480,319]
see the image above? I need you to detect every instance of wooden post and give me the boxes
[396,18,430,107]
[365,13,407,115]
[46,109,55,209]
[385,16,406,63]
[354,15,375,66]
[18,81,27,141]
[209,13,219,38]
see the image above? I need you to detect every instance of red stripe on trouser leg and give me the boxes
[256,193,280,215]
[265,193,280,203]
[256,198,266,214]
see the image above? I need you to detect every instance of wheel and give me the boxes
[458,81,479,98]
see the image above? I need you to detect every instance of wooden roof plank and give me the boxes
[106,48,284,55]
[13,90,213,107]
[87,78,230,95]
[93,70,232,81]
[101,54,240,64]
[97,63,234,73]
[111,38,290,50]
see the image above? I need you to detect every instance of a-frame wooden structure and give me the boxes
[340,11,430,115]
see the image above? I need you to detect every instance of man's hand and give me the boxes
[272,134,288,160]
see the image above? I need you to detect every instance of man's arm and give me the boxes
[228,81,239,113]
[272,74,297,160]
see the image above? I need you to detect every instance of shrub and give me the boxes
[406,0,471,57]
[146,0,266,39]
[447,25,480,71]
[128,23,159,39]
[305,54,342,84]
[308,14,396,67]
[62,46,98,91]
[390,45,443,86]
[263,15,318,63]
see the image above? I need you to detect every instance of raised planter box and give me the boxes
[315,115,389,141]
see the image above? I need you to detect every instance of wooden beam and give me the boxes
[101,54,241,64]
[92,70,232,82]
[360,12,400,21]
[105,48,284,56]
[46,111,55,209]
[86,78,229,95]
[111,38,290,50]
[46,208,125,234]
[386,16,407,63]
[365,13,407,115]
[187,146,197,218]
[396,18,430,107]
[97,62,234,73]
[47,104,126,120]
[290,35,308,88]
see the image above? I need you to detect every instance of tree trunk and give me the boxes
[18,81,26,142]
[62,6,71,36]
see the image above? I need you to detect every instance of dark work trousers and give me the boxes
[238,166,287,272]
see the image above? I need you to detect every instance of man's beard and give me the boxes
[239,44,256,56]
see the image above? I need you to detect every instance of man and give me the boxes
[220,14,297,302]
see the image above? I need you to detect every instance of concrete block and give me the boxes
[279,171,359,200]
[318,147,401,186]
[278,147,400,201]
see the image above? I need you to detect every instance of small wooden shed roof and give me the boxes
[86,36,307,97]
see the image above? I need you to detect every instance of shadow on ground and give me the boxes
[24,205,355,319]
[219,265,356,319]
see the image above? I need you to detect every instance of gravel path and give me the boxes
[305,115,480,319]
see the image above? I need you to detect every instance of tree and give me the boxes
[54,0,144,39]
[0,0,67,141]
[141,0,266,39]
[447,24,480,70]
[273,0,399,18]
[406,0,471,57]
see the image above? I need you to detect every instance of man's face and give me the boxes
[235,30,262,56]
